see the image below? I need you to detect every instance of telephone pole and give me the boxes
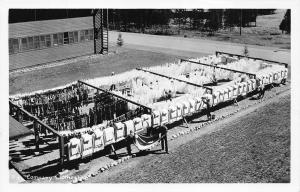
[240,9,243,36]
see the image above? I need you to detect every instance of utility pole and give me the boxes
[240,9,242,36]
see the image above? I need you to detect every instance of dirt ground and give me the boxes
[9,47,183,95]
[83,89,290,183]
[8,33,291,183]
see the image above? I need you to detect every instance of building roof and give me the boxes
[9,116,33,140]
[9,16,93,38]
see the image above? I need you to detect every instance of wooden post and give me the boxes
[18,110,23,123]
[33,120,40,151]
[164,132,168,154]
[59,136,65,170]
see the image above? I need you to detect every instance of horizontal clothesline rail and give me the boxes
[136,68,213,93]
[9,100,61,137]
[77,80,152,113]
[215,51,288,68]
[180,58,257,79]
[9,100,65,167]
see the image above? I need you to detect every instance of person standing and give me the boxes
[202,96,212,121]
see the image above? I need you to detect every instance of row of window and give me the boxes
[9,29,94,54]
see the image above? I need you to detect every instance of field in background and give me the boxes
[9,47,185,95]
[169,10,290,49]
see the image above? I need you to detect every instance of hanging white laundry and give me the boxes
[213,91,220,106]
[124,120,135,136]
[133,117,143,133]
[160,109,169,125]
[114,122,126,142]
[103,127,115,146]
[152,110,161,127]
[182,101,190,116]
[81,133,93,158]
[93,128,104,153]
[227,86,234,100]
[141,114,152,129]
[176,102,183,121]
[168,105,177,123]
[67,137,82,161]
[194,97,202,112]
[247,80,253,93]
[188,98,196,114]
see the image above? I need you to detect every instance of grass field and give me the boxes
[172,10,290,49]
[9,47,182,95]
[88,93,290,183]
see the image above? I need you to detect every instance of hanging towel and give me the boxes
[194,97,202,112]
[68,137,82,161]
[160,109,169,125]
[81,134,93,158]
[93,128,104,153]
[114,122,125,142]
[168,105,177,123]
[141,114,152,129]
[124,120,134,136]
[176,103,183,121]
[133,117,143,133]
[152,110,161,127]
[103,127,115,146]
[188,98,196,113]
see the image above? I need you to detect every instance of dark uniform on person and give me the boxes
[256,78,265,99]
[202,96,212,121]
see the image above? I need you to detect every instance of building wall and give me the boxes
[9,41,94,70]
[9,17,95,70]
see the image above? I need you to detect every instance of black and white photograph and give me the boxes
[1,0,300,191]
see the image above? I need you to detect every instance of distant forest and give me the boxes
[9,9,290,34]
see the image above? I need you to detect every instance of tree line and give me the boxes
[9,9,290,34]
[108,9,290,34]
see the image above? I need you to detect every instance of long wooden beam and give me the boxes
[215,51,288,68]
[78,80,152,113]
[180,58,256,78]
[136,68,213,92]
[9,101,60,137]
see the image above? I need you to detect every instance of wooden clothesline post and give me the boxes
[180,58,257,79]
[9,101,66,170]
[77,80,152,115]
[135,68,213,93]
[215,51,288,69]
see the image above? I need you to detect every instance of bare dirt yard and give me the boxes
[9,47,191,95]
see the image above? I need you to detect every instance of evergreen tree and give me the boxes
[279,9,290,34]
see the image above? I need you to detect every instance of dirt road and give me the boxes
[109,31,291,64]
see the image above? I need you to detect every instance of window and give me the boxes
[9,39,14,54]
[28,37,34,50]
[63,32,69,44]
[74,31,78,43]
[69,32,74,44]
[21,38,28,51]
[89,29,94,40]
[34,36,40,49]
[53,34,58,46]
[12,39,19,53]
[40,36,46,48]
[58,33,63,45]
[45,35,51,47]
[80,30,85,42]
[84,30,89,41]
